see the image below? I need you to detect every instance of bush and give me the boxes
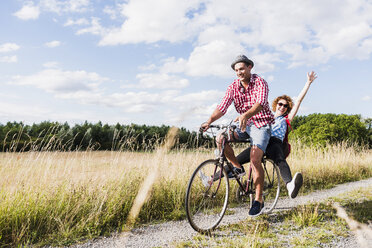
[291,114,370,147]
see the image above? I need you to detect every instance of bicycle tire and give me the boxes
[185,159,229,233]
[261,159,280,213]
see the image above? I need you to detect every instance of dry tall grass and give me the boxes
[0,140,371,246]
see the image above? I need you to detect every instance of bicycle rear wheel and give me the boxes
[262,159,280,213]
[185,159,229,233]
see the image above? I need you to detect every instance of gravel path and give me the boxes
[72,177,372,248]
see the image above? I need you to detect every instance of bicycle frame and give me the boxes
[208,123,280,204]
[213,124,253,193]
[185,122,281,233]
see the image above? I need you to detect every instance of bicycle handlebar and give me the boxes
[198,122,238,140]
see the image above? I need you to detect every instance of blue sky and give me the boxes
[1,0,371,131]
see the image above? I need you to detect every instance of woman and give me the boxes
[237,71,317,199]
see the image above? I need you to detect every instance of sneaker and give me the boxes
[227,166,246,179]
[249,200,265,217]
[214,164,231,179]
[287,172,303,199]
[212,164,243,181]
[199,170,212,188]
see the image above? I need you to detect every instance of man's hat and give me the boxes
[231,55,254,70]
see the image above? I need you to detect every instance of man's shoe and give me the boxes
[212,164,231,181]
[212,164,245,181]
[227,166,246,179]
[287,172,303,199]
[249,200,264,217]
[199,171,212,188]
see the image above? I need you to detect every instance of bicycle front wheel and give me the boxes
[185,159,229,234]
[262,159,280,213]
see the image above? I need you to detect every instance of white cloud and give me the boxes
[0,43,20,53]
[159,41,243,78]
[45,40,61,48]
[43,61,59,68]
[88,0,372,74]
[100,89,222,114]
[98,0,202,45]
[0,56,17,63]
[173,90,224,105]
[267,75,275,82]
[138,63,157,71]
[0,101,124,125]
[103,4,124,20]
[14,0,90,21]
[76,18,106,36]
[13,2,40,20]
[0,101,50,121]
[39,0,90,14]
[362,95,371,101]
[168,103,217,125]
[184,41,242,77]
[89,91,178,113]
[134,73,189,89]
[64,18,89,26]
[8,69,107,97]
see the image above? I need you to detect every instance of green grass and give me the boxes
[174,186,372,247]
[330,186,372,224]
[0,142,371,247]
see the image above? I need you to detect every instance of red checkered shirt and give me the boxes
[217,74,274,128]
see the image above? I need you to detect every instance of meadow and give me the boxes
[0,138,371,247]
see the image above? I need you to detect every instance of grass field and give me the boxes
[175,186,372,247]
[0,140,371,247]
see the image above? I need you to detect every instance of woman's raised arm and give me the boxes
[288,71,317,122]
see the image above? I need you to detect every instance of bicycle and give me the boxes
[185,123,281,234]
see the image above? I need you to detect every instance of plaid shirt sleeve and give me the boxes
[254,77,269,106]
[250,75,274,127]
[217,85,233,115]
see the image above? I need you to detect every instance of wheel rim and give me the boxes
[262,160,280,213]
[185,160,229,233]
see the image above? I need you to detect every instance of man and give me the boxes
[201,55,274,216]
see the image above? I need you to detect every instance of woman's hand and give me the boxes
[307,71,317,84]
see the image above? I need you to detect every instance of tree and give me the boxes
[291,114,369,146]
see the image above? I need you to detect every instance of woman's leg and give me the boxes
[237,147,251,165]
[266,137,303,198]
[265,138,292,184]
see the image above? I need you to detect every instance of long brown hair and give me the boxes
[272,95,293,116]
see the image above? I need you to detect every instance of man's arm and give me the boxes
[201,108,224,131]
[202,84,233,131]
[288,71,317,122]
[236,103,263,132]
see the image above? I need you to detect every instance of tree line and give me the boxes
[0,113,371,152]
[0,121,210,152]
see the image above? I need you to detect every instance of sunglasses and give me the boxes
[278,102,289,108]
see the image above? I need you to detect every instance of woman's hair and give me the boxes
[272,95,293,116]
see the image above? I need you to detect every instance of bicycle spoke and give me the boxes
[261,159,280,213]
[185,160,229,233]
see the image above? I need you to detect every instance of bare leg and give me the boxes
[223,143,242,169]
[250,146,264,203]
[216,133,242,169]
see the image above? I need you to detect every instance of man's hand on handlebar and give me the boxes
[200,122,210,132]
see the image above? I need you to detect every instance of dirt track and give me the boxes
[71,177,372,248]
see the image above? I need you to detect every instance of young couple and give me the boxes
[201,55,317,216]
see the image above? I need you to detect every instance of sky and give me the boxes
[1,0,371,131]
